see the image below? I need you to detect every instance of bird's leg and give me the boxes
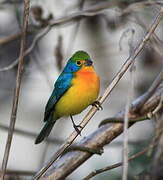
[70,115,82,135]
[92,100,103,110]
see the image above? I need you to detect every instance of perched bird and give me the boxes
[35,51,100,144]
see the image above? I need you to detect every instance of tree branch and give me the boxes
[0,169,35,176]
[99,116,149,125]
[131,70,163,113]
[48,1,163,27]
[33,7,163,180]
[83,142,157,180]
[0,32,22,46]
[0,123,63,144]
[0,1,163,72]
[42,77,163,180]
[0,26,50,72]
[0,1,30,179]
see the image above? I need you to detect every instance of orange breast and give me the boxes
[73,66,100,96]
[54,65,100,118]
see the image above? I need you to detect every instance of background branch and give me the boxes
[0,0,30,179]
[33,7,163,179]
[0,32,22,46]
[0,123,63,144]
[131,70,163,113]
[42,76,163,180]
[0,169,35,176]
[0,26,50,72]
[1,1,163,72]
[83,142,157,180]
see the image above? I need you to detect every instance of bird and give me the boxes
[35,50,100,144]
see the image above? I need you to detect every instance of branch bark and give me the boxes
[33,7,163,180]
[83,143,156,180]
[42,81,163,180]
[1,1,163,72]
[0,0,30,179]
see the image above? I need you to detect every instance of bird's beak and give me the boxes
[85,59,93,66]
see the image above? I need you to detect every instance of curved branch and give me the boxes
[1,1,163,72]
[42,80,163,180]
[0,26,51,72]
[33,8,163,180]
[83,143,156,180]
[1,0,30,179]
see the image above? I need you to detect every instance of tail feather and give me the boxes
[35,120,56,144]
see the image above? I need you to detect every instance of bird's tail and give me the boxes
[35,120,56,144]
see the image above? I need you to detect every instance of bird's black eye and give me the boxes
[76,60,82,66]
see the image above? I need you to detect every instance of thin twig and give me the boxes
[122,68,132,180]
[152,94,163,115]
[42,79,162,179]
[0,26,51,72]
[1,1,30,179]
[83,143,156,180]
[131,70,163,113]
[33,7,163,180]
[121,1,163,18]
[99,116,149,125]
[0,123,63,144]
[0,32,22,45]
[49,1,163,27]
[122,26,135,180]
[0,31,33,46]
[0,169,35,176]
[96,7,163,108]
[1,0,105,72]
[0,1,163,72]
[0,1,161,47]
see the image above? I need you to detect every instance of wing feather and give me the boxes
[44,73,73,122]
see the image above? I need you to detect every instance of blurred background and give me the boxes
[0,0,163,179]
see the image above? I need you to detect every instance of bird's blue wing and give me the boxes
[44,72,73,122]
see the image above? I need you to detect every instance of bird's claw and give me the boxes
[92,101,103,110]
[73,124,82,135]
[70,115,82,135]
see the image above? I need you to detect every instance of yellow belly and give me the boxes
[55,68,100,118]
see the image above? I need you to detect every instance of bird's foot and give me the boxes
[92,100,103,110]
[73,124,82,135]
[70,115,82,135]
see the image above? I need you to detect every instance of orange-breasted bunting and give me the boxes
[35,51,100,144]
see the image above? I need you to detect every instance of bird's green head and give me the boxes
[63,51,93,73]
[71,51,91,61]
